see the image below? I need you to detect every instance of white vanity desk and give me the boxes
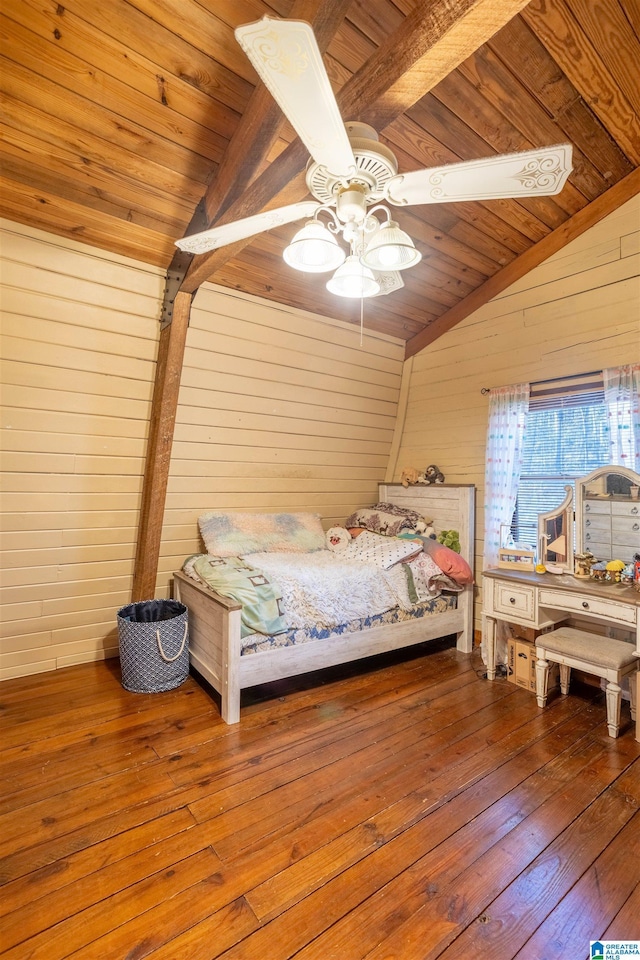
[483,465,640,739]
[482,568,640,684]
[483,568,640,741]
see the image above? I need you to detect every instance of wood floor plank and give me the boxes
[437,766,640,958]
[163,657,480,786]
[1,820,217,950]
[1,849,222,960]
[242,705,607,924]
[0,648,637,960]
[0,808,195,917]
[601,880,640,942]
[189,675,513,842]
[0,762,176,859]
[372,744,640,959]
[282,732,622,960]
[208,709,611,960]
[513,810,640,959]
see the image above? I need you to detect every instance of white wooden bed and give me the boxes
[173,483,475,723]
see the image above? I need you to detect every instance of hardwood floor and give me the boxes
[1,639,639,959]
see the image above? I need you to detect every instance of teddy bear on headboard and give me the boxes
[400,467,420,487]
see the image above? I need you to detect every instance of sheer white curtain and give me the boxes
[483,383,530,570]
[604,363,640,472]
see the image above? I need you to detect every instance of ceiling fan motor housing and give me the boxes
[306,122,399,205]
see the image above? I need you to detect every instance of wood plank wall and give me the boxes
[0,220,404,679]
[156,284,405,588]
[392,193,640,632]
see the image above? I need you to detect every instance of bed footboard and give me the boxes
[173,572,243,723]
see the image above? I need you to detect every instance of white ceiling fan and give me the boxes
[176,17,573,299]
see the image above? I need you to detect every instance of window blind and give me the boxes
[511,372,609,547]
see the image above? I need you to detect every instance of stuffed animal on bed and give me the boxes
[326,526,352,551]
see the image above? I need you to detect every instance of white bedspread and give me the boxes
[248,550,413,628]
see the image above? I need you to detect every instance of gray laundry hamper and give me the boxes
[117,599,189,692]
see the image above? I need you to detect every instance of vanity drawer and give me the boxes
[583,513,610,533]
[612,501,640,518]
[493,581,536,621]
[582,534,610,554]
[612,516,640,545]
[538,589,637,626]
[583,499,611,515]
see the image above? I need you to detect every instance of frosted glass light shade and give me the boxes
[283,221,346,273]
[326,255,381,298]
[360,220,421,271]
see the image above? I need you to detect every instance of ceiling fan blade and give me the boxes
[235,17,356,179]
[175,200,319,255]
[384,145,573,206]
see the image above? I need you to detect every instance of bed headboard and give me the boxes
[379,483,476,651]
[378,483,476,571]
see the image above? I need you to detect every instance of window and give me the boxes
[511,373,610,547]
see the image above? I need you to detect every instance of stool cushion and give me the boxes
[537,627,636,670]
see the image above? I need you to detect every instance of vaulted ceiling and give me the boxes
[2,0,639,357]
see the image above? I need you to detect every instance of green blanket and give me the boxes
[187,555,288,638]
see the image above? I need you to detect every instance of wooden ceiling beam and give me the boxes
[180,0,531,294]
[404,168,640,359]
[132,290,192,601]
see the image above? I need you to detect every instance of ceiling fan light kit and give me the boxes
[283,219,346,273]
[326,255,381,299]
[176,17,574,303]
[282,199,422,295]
[360,219,422,271]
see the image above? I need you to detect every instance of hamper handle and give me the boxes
[156,622,188,662]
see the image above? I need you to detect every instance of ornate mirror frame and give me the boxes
[537,484,574,573]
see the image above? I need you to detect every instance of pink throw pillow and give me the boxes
[421,538,474,584]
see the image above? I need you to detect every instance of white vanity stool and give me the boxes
[535,626,638,738]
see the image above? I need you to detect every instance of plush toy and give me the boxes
[326,526,352,551]
[437,529,460,552]
[424,464,445,484]
[407,519,436,539]
[400,467,420,487]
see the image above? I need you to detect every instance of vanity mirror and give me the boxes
[575,465,640,563]
[537,484,574,573]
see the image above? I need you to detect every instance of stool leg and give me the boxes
[559,663,571,696]
[630,671,637,723]
[605,681,622,738]
[536,656,550,709]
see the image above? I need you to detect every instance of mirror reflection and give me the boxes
[537,484,573,572]
[575,465,640,565]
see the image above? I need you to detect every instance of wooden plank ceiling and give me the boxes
[2,0,639,356]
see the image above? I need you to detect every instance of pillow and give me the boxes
[344,502,431,537]
[420,537,474,585]
[187,555,288,638]
[344,530,422,569]
[198,511,326,557]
